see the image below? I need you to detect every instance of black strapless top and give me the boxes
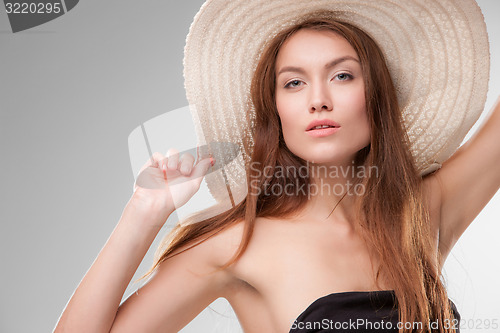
[289,290,461,332]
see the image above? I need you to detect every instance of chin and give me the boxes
[292,147,365,166]
[286,139,369,164]
[296,153,349,166]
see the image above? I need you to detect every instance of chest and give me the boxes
[225,218,391,332]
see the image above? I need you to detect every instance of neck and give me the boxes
[299,158,370,227]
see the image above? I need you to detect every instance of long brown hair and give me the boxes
[139,15,456,333]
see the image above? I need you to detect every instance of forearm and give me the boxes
[54,197,173,332]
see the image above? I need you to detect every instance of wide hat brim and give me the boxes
[184,0,490,204]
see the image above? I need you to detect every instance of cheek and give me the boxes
[345,86,367,119]
[276,96,299,134]
[355,104,370,136]
[337,83,366,109]
[340,89,371,141]
[357,107,371,144]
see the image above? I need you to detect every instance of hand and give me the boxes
[131,148,214,221]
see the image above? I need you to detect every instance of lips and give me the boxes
[306,119,340,131]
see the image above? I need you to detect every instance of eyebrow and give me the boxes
[276,56,360,77]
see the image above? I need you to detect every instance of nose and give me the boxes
[309,83,333,113]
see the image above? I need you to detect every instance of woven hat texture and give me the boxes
[184,0,490,204]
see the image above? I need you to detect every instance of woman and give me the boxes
[55,0,498,332]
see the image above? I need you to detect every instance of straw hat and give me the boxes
[183,0,490,204]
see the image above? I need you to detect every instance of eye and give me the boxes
[284,79,303,88]
[334,73,353,81]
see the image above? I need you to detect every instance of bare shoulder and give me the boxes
[194,218,247,268]
[192,218,257,303]
[163,217,248,283]
[110,219,247,332]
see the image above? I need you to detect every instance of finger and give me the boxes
[159,156,168,174]
[179,153,195,176]
[190,156,215,180]
[166,148,179,171]
[137,152,164,175]
[151,152,166,168]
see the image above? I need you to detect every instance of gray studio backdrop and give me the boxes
[1,1,499,332]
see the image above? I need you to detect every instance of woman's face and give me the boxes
[275,29,370,166]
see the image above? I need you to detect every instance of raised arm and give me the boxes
[109,222,233,332]
[53,150,221,332]
[425,96,500,263]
